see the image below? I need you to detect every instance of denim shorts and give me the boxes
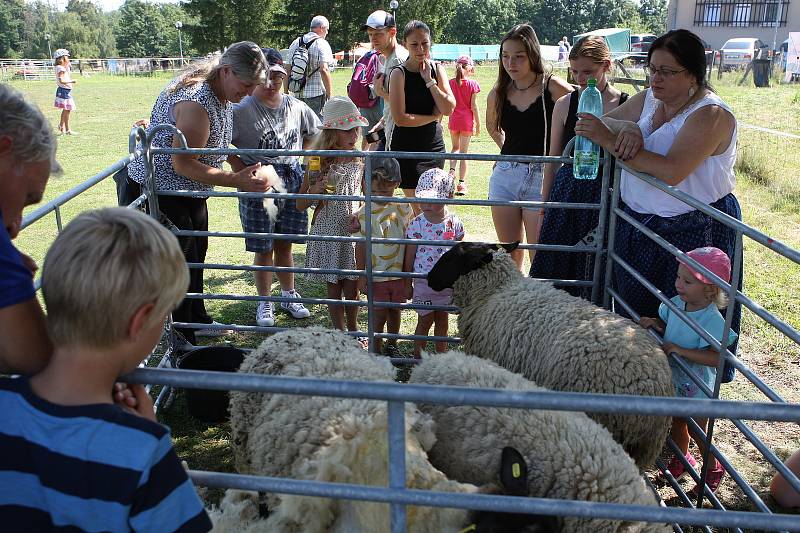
[488,161,544,208]
[238,163,308,253]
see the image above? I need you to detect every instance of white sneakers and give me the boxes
[256,290,311,327]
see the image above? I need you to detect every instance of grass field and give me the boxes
[8,65,800,521]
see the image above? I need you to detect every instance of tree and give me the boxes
[184,0,272,54]
[0,0,25,57]
[443,0,518,44]
[639,0,667,35]
[53,11,100,57]
[115,0,173,56]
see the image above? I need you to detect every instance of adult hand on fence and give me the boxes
[614,123,644,161]
[235,163,271,193]
[575,113,615,151]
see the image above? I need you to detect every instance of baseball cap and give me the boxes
[456,55,474,66]
[363,10,396,31]
[370,157,401,183]
[261,47,286,75]
[678,246,731,284]
[415,168,454,199]
[53,48,70,60]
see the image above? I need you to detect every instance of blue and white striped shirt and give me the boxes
[0,377,211,532]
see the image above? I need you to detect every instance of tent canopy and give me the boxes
[573,28,631,55]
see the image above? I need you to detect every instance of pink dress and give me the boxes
[447,78,480,133]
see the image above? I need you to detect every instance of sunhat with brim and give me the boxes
[261,47,287,76]
[321,96,369,130]
[678,246,731,284]
[415,168,454,199]
[456,55,474,66]
[53,49,70,60]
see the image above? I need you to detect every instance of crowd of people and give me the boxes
[0,11,798,530]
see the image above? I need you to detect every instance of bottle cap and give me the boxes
[587,78,597,87]
[309,156,321,171]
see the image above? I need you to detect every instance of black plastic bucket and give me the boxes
[177,346,245,422]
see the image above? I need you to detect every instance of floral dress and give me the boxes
[305,161,363,283]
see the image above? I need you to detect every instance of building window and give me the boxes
[694,0,789,26]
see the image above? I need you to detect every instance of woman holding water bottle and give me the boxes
[486,24,572,270]
[531,36,628,299]
[574,29,742,354]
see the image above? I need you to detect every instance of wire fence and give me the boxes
[17,119,800,531]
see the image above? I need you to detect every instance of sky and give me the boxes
[32,0,179,12]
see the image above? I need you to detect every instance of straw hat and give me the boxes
[321,96,369,130]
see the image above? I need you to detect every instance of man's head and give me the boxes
[255,47,287,99]
[364,10,397,52]
[42,208,189,355]
[368,157,401,200]
[0,85,61,239]
[310,15,330,38]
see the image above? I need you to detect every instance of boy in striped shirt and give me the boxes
[0,208,211,532]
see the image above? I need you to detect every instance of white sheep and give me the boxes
[221,327,554,532]
[410,351,671,533]
[427,242,674,469]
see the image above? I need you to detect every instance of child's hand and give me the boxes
[123,384,157,422]
[113,382,138,409]
[661,342,681,358]
[638,316,664,334]
[347,214,361,234]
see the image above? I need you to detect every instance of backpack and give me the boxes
[288,34,320,94]
[347,50,381,108]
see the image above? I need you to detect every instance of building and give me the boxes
[667,0,797,49]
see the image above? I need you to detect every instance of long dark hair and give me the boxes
[648,29,713,91]
[493,24,547,133]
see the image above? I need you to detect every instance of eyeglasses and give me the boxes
[644,65,687,79]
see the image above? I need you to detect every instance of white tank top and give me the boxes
[620,88,737,217]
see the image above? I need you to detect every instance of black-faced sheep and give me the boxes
[221,327,553,532]
[427,242,673,469]
[409,351,670,532]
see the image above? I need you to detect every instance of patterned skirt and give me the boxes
[54,86,76,110]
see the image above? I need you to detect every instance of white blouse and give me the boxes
[620,88,737,217]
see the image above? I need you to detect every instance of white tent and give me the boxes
[785,32,800,83]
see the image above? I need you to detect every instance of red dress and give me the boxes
[447,78,480,133]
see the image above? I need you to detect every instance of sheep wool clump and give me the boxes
[410,351,671,533]
[221,327,481,533]
[428,243,674,469]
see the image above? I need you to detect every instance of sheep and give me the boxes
[410,351,671,533]
[427,242,674,469]
[222,327,553,532]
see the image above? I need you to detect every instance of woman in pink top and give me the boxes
[447,55,480,195]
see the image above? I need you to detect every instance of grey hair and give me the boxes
[310,15,329,30]
[0,84,62,175]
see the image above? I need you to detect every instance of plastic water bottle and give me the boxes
[574,78,602,180]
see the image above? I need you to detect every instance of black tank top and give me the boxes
[561,89,629,152]
[500,75,555,156]
[389,65,444,151]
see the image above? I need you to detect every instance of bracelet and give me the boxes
[425,79,436,89]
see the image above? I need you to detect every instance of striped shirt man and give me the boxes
[0,377,211,532]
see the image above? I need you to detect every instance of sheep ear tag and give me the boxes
[499,446,528,495]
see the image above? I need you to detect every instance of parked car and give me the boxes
[720,38,770,70]
[630,34,656,55]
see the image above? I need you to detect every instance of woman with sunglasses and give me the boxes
[575,29,742,388]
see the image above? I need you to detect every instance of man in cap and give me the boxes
[229,47,321,328]
[286,15,335,118]
[363,9,408,149]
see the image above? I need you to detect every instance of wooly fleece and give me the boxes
[221,327,478,533]
[410,352,670,533]
[451,249,673,469]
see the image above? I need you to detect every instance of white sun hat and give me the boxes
[320,96,369,130]
[53,48,70,60]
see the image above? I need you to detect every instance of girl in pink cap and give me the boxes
[447,55,480,195]
[639,246,738,495]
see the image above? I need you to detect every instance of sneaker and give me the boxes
[455,181,468,196]
[195,321,228,337]
[662,451,698,481]
[690,462,726,496]
[280,290,311,319]
[384,344,402,358]
[256,301,275,327]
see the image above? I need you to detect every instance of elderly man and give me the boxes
[286,15,335,119]
[0,84,59,374]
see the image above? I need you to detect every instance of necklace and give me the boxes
[513,76,538,91]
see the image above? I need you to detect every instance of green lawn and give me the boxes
[8,66,800,516]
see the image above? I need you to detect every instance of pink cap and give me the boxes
[678,246,731,284]
[456,55,474,66]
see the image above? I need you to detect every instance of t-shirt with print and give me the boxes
[288,32,334,99]
[357,202,413,282]
[406,211,465,274]
[659,295,738,398]
[232,94,320,166]
[0,211,35,309]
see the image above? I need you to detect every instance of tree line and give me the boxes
[0,0,666,59]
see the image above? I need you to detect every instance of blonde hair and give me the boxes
[170,41,267,94]
[455,62,474,84]
[707,284,730,310]
[570,35,611,64]
[312,128,361,173]
[0,84,62,174]
[42,208,189,348]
